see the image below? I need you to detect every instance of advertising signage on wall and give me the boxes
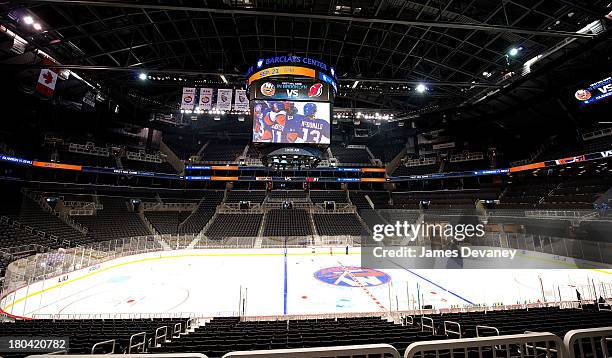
[575,76,612,105]
[253,81,330,101]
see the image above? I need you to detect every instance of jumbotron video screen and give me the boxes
[252,100,331,144]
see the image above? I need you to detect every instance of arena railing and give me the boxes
[1,233,365,298]
[478,232,612,266]
[403,332,566,358]
[563,327,612,358]
[27,354,209,358]
[602,337,612,358]
[239,301,585,323]
[524,210,597,219]
[221,344,401,358]
[1,228,609,318]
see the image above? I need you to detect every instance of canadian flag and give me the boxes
[35,59,59,97]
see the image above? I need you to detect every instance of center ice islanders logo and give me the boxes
[314,266,391,287]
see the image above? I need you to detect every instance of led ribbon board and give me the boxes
[575,76,612,105]
[246,56,337,92]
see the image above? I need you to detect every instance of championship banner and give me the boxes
[216,89,233,110]
[35,58,58,97]
[198,88,213,110]
[233,89,249,111]
[180,87,196,110]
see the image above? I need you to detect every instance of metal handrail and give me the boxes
[444,320,462,338]
[128,332,147,354]
[598,301,612,311]
[602,337,611,358]
[404,332,565,358]
[173,322,183,338]
[404,315,414,326]
[28,354,208,358]
[564,327,612,358]
[91,339,116,354]
[420,316,434,334]
[222,344,400,358]
[154,326,168,347]
[476,325,500,337]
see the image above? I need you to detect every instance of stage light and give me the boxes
[138,73,147,81]
[352,80,359,89]
[508,47,520,56]
[33,23,42,31]
[23,16,34,25]
[482,71,491,78]
[415,83,427,93]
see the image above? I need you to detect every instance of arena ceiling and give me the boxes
[1,0,611,121]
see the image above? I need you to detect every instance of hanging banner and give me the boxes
[199,88,213,110]
[217,89,233,110]
[180,87,196,110]
[233,89,249,111]
[35,58,59,97]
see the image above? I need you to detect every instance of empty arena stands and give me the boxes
[145,211,191,235]
[71,196,150,241]
[225,190,266,204]
[206,213,263,238]
[178,191,224,234]
[199,140,248,162]
[313,213,369,236]
[11,196,89,246]
[330,145,373,165]
[150,307,612,357]
[310,190,348,203]
[268,190,308,202]
[0,318,190,355]
[1,4,612,358]
[263,209,312,237]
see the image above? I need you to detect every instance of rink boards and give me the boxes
[1,247,610,319]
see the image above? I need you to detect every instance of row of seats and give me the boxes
[145,211,192,234]
[11,196,89,245]
[0,318,189,355]
[151,307,612,357]
[73,197,151,241]
[199,140,248,161]
[310,190,348,203]
[313,213,369,236]
[225,190,266,204]
[263,209,312,237]
[178,191,224,234]
[206,213,262,238]
[329,145,372,165]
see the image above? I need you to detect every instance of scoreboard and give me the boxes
[246,56,337,150]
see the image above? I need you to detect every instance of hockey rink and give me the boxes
[1,247,611,319]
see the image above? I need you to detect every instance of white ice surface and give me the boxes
[1,247,610,318]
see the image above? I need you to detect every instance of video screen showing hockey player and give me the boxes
[252,100,330,144]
